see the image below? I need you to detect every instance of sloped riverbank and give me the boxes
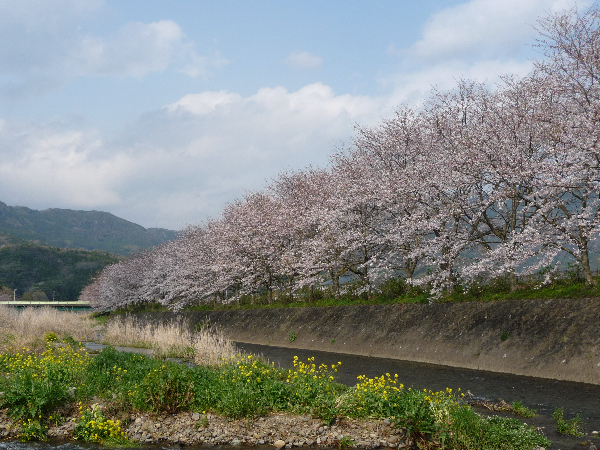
[134,298,600,384]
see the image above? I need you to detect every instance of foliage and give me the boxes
[0,244,119,301]
[19,418,46,441]
[0,201,177,256]
[552,407,585,436]
[511,401,536,418]
[130,361,195,414]
[74,403,129,444]
[450,407,550,450]
[0,342,557,448]
[0,344,89,421]
[77,4,600,313]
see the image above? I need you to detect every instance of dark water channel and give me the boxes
[235,342,600,449]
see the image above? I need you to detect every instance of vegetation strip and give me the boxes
[0,335,555,449]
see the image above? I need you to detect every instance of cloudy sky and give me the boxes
[0,0,591,230]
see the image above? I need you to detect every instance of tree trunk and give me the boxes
[508,271,518,292]
[580,238,595,286]
[329,269,340,299]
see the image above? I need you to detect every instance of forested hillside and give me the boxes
[0,201,177,256]
[0,244,119,302]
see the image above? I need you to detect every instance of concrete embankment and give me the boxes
[134,298,600,385]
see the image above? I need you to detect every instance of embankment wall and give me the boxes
[133,298,600,384]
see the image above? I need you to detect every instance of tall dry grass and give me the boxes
[103,315,237,366]
[0,305,97,351]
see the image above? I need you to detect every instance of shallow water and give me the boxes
[235,342,600,450]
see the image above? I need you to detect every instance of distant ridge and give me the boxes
[0,201,177,256]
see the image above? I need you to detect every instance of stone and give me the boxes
[274,439,286,448]
[387,435,399,444]
[192,413,200,421]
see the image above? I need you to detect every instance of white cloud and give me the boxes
[0,122,126,208]
[285,51,323,69]
[75,20,184,78]
[180,51,229,78]
[407,0,593,63]
[0,1,226,100]
[166,91,242,115]
[382,59,536,107]
[0,83,389,229]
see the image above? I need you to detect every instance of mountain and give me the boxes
[0,244,120,301]
[0,201,177,256]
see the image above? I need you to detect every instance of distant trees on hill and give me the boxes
[0,245,119,302]
[83,6,600,311]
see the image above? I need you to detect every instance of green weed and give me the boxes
[553,407,585,436]
[511,401,536,418]
[74,403,129,445]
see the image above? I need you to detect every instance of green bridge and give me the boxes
[0,301,92,311]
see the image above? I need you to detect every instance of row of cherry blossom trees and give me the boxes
[82,7,600,310]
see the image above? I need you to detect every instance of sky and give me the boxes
[0,0,592,230]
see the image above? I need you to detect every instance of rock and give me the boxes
[274,439,286,448]
[383,419,391,426]
[231,439,242,446]
[192,413,200,421]
[387,435,399,444]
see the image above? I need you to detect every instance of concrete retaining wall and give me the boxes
[133,297,600,384]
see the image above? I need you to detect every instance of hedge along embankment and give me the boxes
[131,298,600,385]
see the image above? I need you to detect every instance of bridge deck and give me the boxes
[0,301,91,308]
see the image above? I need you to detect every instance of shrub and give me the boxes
[130,361,195,414]
[74,403,128,445]
[0,345,89,421]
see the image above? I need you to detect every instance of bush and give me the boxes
[74,403,128,444]
[0,345,89,421]
[130,361,195,414]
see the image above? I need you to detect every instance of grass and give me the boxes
[552,407,585,437]
[0,338,552,449]
[102,315,237,366]
[175,272,600,313]
[0,305,98,352]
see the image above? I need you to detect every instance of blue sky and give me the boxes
[0,0,590,230]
